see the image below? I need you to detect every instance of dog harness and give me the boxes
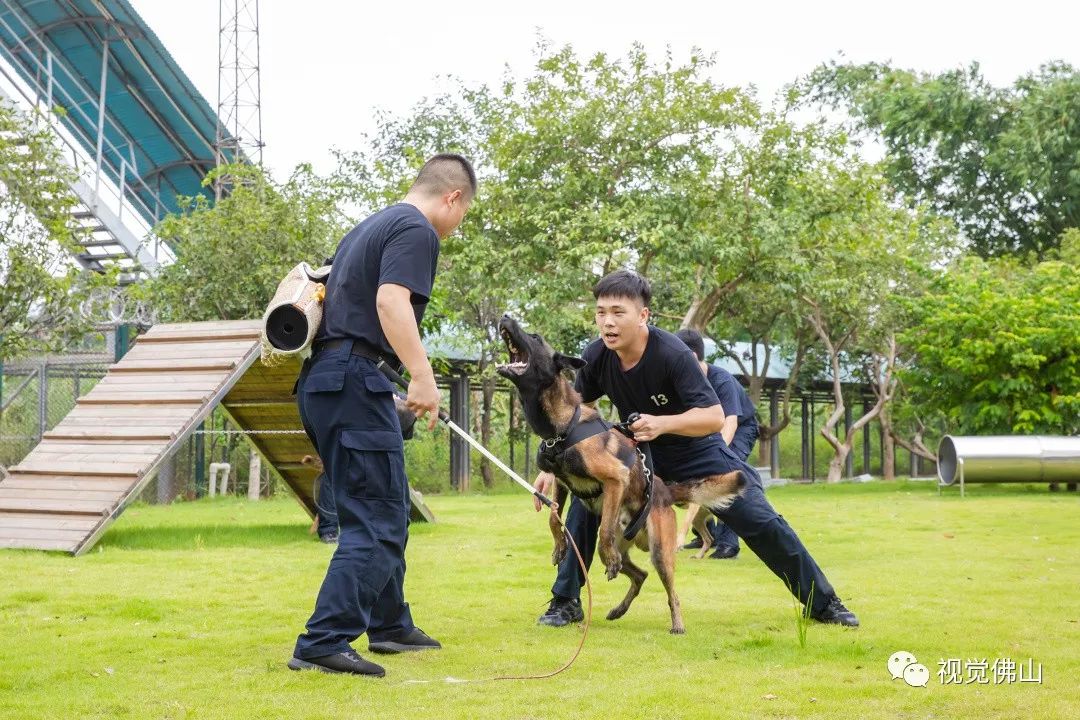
[538,407,654,540]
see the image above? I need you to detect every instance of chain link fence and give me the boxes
[0,355,109,468]
[1,351,281,501]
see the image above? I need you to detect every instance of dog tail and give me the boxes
[668,469,747,508]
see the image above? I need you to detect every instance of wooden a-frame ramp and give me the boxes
[0,320,432,555]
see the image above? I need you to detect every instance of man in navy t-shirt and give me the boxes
[534,270,858,628]
[676,328,759,558]
[288,154,476,677]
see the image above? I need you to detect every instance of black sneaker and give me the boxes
[287,650,385,676]
[368,627,442,654]
[681,537,704,550]
[812,596,859,627]
[709,544,739,559]
[537,597,584,627]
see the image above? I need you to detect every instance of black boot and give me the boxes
[537,597,584,627]
[368,627,442,654]
[812,596,859,627]
[288,650,385,676]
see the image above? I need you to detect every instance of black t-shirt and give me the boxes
[318,204,439,357]
[706,364,758,428]
[574,326,721,456]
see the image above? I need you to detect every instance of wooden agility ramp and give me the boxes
[0,320,431,555]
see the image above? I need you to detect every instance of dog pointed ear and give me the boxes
[554,353,586,371]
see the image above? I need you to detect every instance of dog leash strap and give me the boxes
[376,360,557,508]
[491,513,592,681]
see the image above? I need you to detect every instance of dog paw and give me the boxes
[605,560,622,581]
[551,543,567,566]
[606,606,628,621]
[669,625,686,635]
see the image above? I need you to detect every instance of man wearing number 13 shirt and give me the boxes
[534,270,859,629]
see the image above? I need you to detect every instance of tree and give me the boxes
[141,164,348,322]
[794,160,946,482]
[901,239,1080,436]
[804,61,1080,258]
[493,42,758,342]
[650,111,852,467]
[0,102,106,360]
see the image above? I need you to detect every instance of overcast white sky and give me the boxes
[138,0,1080,179]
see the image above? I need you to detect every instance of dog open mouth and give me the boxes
[497,327,530,375]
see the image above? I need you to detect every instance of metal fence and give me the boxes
[0,355,109,468]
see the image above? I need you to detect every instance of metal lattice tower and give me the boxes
[215,0,263,197]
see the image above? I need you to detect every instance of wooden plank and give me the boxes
[44,429,174,441]
[84,382,220,394]
[77,395,206,405]
[234,360,302,377]
[222,398,295,407]
[111,359,238,372]
[0,527,95,540]
[49,421,185,434]
[64,405,198,419]
[239,417,306,427]
[56,415,190,428]
[121,341,257,361]
[25,451,161,466]
[79,388,217,401]
[0,477,136,492]
[0,538,79,551]
[9,460,141,477]
[231,363,303,383]
[30,440,168,453]
[55,421,188,433]
[2,473,141,483]
[139,320,263,335]
[0,497,112,514]
[136,329,262,343]
[0,512,101,531]
[0,487,123,501]
[226,406,302,421]
[94,372,228,386]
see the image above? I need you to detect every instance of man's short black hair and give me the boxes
[676,328,705,361]
[411,153,477,200]
[593,269,651,307]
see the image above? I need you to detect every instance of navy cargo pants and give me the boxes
[314,471,338,538]
[551,441,835,616]
[705,422,760,552]
[293,341,415,659]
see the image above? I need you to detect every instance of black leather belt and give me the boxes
[313,338,403,374]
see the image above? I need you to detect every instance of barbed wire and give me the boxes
[79,287,157,327]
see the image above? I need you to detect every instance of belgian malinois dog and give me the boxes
[496,316,747,634]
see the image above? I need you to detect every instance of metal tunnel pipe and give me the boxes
[937,435,1080,489]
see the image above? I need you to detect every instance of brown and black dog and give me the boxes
[496,316,747,634]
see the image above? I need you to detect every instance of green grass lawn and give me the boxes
[2,481,1078,719]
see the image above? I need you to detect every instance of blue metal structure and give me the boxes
[0,0,230,228]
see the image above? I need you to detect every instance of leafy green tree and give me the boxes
[142,163,348,322]
[1,102,106,360]
[901,239,1080,436]
[804,61,1080,258]
[493,43,758,341]
[795,159,947,482]
[650,112,851,467]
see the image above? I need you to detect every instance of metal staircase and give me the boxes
[0,0,210,279]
